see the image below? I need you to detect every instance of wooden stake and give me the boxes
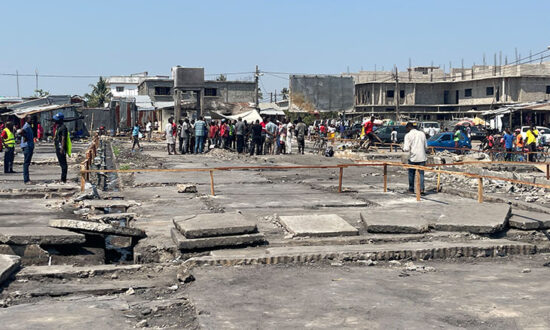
[547,164,549,180]
[415,169,421,201]
[478,177,483,203]
[338,167,344,193]
[383,164,388,192]
[436,166,441,192]
[209,170,215,196]
[80,164,86,192]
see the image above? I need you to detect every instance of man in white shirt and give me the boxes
[146,121,152,141]
[165,117,176,155]
[403,122,427,195]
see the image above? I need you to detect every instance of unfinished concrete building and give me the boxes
[351,62,550,123]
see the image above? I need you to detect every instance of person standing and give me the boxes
[146,120,152,142]
[20,116,35,184]
[403,122,427,195]
[295,117,307,155]
[181,118,190,154]
[194,116,207,154]
[526,125,539,162]
[235,117,245,153]
[265,118,277,155]
[37,123,44,141]
[165,117,176,155]
[390,127,398,152]
[53,113,69,183]
[177,120,185,154]
[250,120,263,156]
[286,120,294,154]
[503,128,514,161]
[131,122,142,152]
[453,127,462,149]
[1,121,15,173]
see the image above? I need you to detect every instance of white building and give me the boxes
[106,73,149,98]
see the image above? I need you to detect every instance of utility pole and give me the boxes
[16,70,20,97]
[394,66,400,122]
[270,92,273,103]
[274,90,277,102]
[255,65,260,109]
[35,69,38,91]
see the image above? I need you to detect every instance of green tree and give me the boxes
[34,89,50,97]
[85,77,111,107]
[280,87,289,100]
[216,74,227,81]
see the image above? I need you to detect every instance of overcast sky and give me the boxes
[1,0,550,100]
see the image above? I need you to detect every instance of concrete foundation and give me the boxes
[279,214,359,238]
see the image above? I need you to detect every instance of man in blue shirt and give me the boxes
[503,128,514,161]
[194,116,206,154]
[20,116,35,184]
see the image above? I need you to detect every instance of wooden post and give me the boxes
[436,166,441,192]
[80,164,86,192]
[477,177,483,203]
[547,164,549,180]
[383,164,388,192]
[209,170,215,196]
[415,169,421,201]
[338,167,344,193]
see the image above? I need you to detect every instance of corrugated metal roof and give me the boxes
[4,104,76,118]
[135,95,155,111]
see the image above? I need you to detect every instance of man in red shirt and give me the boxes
[364,116,377,151]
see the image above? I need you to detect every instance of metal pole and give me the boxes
[383,164,388,192]
[338,167,344,193]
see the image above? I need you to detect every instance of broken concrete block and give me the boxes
[49,219,146,238]
[509,210,550,230]
[177,184,198,193]
[0,227,85,245]
[171,228,265,250]
[279,214,358,238]
[0,254,20,285]
[173,213,257,239]
[87,213,136,222]
[361,211,430,234]
[432,204,511,234]
[81,200,139,209]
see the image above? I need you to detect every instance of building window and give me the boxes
[116,86,124,92]
[546,86,550,94]
[486,87,494,96]
[154,87,171,95]
[464,88,472,97]
[204,88,217,97]
[399,90,405,98]
[386,90,394,98]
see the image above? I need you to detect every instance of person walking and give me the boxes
[526,125,539,162]
[403,122,427,195]
[131,121,142,152]
[194,116,207,153]
[1,121,15,173]
[295,117,307,155]
[52,113,70,183]
[146,120,152,142]
[363,116,376,151]
[165,117,176,155]
[235,117,245,153]
[20,116,35,184]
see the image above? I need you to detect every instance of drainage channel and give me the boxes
[98,139,135,264]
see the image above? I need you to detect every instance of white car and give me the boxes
[420,122,441,136]
[520,126,550,145]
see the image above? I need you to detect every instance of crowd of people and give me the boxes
[134,116,309,156]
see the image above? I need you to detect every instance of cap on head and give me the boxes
[53,112,64,121]
[405,122,414,129]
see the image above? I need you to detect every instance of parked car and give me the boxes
[419,121,441,136]
[520,126,550,145]
[427,132,471,151]
[375,125,408,143]
[469,125,487,141]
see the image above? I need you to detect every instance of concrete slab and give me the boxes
[509,210,550,230]
[361,210,432,234]
[87,213,136,222]
[432,204,511,234]
[278,214,359,238]
[0,226,86,245]
[0,254,20,285]
[17,264,142,279]
[171,228,265,250]
[81,199,139,209]
[49,219,146,237]
[173,213,257,239]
